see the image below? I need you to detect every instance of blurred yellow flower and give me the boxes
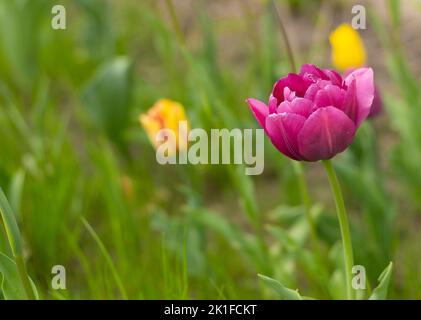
[329,24,367,72]
[140,99,189,153]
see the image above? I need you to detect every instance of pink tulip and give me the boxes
[247,64,374,161]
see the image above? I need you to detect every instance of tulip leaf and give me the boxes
[369,262,393,300]
[82,57,133,142]
[258,274,303,300]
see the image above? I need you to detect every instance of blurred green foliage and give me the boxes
[0,0,418,299]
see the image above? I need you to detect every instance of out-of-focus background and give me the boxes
[0,0,420,299]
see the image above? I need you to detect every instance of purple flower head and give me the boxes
[247,64,374,161]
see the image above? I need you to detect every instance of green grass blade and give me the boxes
[81,217,128,300]
[369,262,393,300]
[258,274,303,300]
[0,187,36,299]
[0,252,38,300]
[0,186,22,255]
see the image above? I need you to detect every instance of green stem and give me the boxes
[82,218,128,300]
[272,0,297,73]
[322,160,354,300]
[164,0,186,46]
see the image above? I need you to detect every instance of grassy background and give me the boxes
[0,0,420,299]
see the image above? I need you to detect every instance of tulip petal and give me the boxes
[344,67,374,126]
[298,106,356,161]
[247,98,268,129]
[300,64,345,87]
[304,83,322,101]
[269,95,278,114]
[266,113,306,160]
[300,64,328,81]
[303,80,331,101]
[314,85,345,110]
[341,79,358,124]
[273,73,311,101]
[284,87,296,101]
[278,98,313,118]
[276,101,293,114]
[369,86,382,117]
[323,69,344,87]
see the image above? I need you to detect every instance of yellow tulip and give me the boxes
[329,24,367,72]
[139,99,190,153]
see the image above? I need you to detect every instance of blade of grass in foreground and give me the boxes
[258,274,303,300]
[0,187,36,299]
[81,217,128,299]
